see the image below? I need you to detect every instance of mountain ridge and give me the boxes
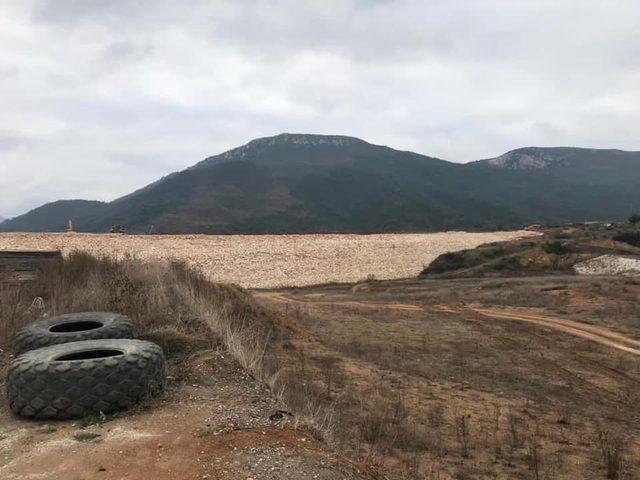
[2,134,639,233]
[475,146,640,171]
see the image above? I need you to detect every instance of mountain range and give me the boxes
[2,133,639,233]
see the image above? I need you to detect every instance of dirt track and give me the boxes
[466,306,640,356]
[256,282,640,357]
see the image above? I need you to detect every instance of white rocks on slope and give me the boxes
[574,255,640,276]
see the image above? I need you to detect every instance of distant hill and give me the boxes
[2,134,640,233]
[0,200,107,232]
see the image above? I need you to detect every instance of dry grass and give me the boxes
[0,253,221,355]
[0,253,336,452]
[5,250,640,478]
[257,275,640,479]
[0,253,269,403]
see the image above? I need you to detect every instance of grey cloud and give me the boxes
[0,0,639,217]
[100,42,154,65]
[0,133,27,152]
[31,0,151,25]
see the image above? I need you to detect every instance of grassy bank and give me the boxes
[0,253,336,446]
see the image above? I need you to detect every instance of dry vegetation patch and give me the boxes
[422,224,640,279]
[0,254,375,479]
[256,272,640,479]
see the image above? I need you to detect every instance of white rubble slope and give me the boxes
[575,254,640,276]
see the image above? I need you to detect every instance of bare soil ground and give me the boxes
[0,231,531,288]
[0,338,370,480]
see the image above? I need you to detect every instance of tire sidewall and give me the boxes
[13,312,136,355]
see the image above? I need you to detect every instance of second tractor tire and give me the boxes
[13,312,135,355]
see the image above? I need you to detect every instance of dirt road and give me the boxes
[256,283,640,357]
[465,306,640,356]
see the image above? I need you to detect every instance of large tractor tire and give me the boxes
[14,312,135,355]
[7,339,165,419]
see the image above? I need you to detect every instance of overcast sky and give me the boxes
[1,0,639,217]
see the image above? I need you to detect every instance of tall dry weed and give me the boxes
[0,252,338,442]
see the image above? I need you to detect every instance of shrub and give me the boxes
[422,245,507,275]
[614,231,640,248]
[455,414,473,458]
[628,213,640,224]
[542,241,570,255]
[598,428,627,480]
[73,432,100,442]
[493,256,522,271]
[425,251,473,274]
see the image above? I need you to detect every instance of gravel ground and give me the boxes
[0,231,530,288]
[574,254,640,276]
[1,348,367,479]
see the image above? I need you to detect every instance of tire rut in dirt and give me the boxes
[7,339,165,419]
[13,312,136,355]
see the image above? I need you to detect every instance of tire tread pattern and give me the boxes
[7,340,165,419]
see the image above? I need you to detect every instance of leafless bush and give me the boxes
[360,392,400,449]
[313,354,341,400]
[455,414,473,458]
[526,434,543,480]
[557,401,572,426]
[428,404,445,428]
[358,386,429,456]
[598,428,627,480]
[491,404,502,457]
[508,411,524,452]
[454,464,474,480]
[275,368,337,440]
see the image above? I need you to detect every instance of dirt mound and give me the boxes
[421,224,640,278]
